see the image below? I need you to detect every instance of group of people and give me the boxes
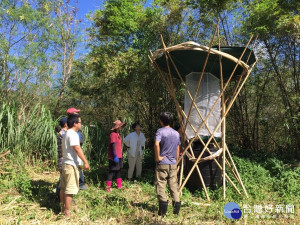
[56,108,88,192]
[106,120,147,191]
[57,109,181,218]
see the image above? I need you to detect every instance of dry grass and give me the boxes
[0,156,299,224]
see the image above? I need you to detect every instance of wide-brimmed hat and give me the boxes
[67,107,80,115]
[111,120,126,130]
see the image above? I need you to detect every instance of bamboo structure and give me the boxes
[149,23,258,200]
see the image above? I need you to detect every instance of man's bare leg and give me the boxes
[64,194,73,217]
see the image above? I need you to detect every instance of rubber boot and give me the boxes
[106,180,112,192]
[172,201,181,215]
[158,200,168,217]
[116,178,122,189]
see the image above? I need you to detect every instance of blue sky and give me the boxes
[74,0,153,57]
[76,0,104,22]
[73,0,105,58]
[76,0,153,24]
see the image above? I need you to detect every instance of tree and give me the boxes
[52,0,81,115]
[68,0,196,144]
[0,0,55,105]
[242,0,300,159]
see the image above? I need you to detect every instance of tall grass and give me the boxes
[83,123,108,165]
[0,102,109,166]
[0,103,57,162]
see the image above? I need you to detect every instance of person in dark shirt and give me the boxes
[55,117,68,200]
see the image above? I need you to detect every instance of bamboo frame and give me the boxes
[149,23,258,200]
[217,26,227,200]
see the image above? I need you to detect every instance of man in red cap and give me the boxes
[66,108,80,115]
[66,107,88,190]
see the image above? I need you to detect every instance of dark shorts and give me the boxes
[108,158,123,171]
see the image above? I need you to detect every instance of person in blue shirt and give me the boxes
[154,112,181,217]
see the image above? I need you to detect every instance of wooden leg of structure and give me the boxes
[225,145,249,198]
[152,62,241,198]
[177,64,257,195]
[149,30,258,200]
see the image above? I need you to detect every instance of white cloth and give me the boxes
[124,131,146,157]
[128,149,142,179]
[184,72,222,139]
[62,129,82,167]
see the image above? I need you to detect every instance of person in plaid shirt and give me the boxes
[56,117,68,199]
[58,117,68,172]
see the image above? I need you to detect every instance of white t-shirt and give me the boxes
[62,129,82,167]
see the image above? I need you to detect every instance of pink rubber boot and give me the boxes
[116,178,122,189]
[106,180,112,192]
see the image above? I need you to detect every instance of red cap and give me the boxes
[66,107,80,115]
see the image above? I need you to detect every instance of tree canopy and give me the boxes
[0,0,299,160]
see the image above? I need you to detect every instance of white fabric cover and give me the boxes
[184,72,222,139]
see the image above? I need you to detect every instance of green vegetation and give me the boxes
[0,151,299,223]
[1,0,299,156]
[0,0,299,223]
[0,103,57,161]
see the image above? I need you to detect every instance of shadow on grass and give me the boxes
[29,179,61,214]
[130,201,156,212]
[85,166,107,188]
[105,194,156,213]
[105,195,129,206]
[86,165,155,187]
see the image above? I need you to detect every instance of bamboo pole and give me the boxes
[160,36,211,201]
[183,22,220,136]
[187,140,211,201]
[162,35,257,165]
[195,164,211,201]
[164,44,242,184]
[178,58,257,194]
[222,76,227,199]
[177,108,242,195]
[217,25,227,200]
[151,43,250,71]
[179,155,184,187]
[225,144,249,198]
[165,48,223,154]
[149,33,258,198]
[176,34,254,167]
[150,55,248,197]
[178,105,240,185]
[151,59,241,197]
[150,55,243,197]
